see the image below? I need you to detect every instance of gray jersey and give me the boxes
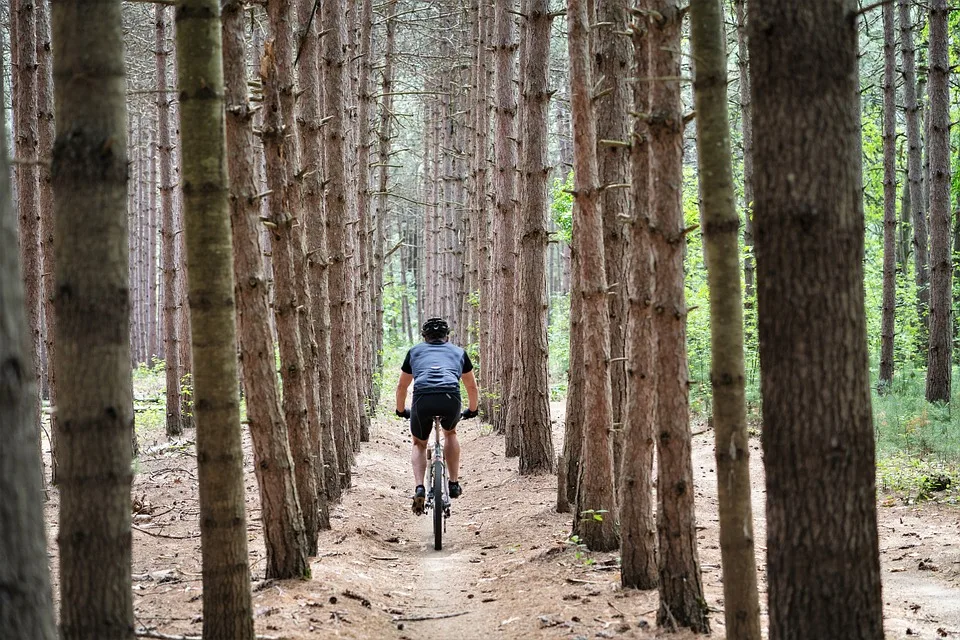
[401,340,474,396]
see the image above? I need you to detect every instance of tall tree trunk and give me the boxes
[262,0,321,553]
[222,0,310,579]
[492,0,518,438]
[51,0,136,635]
[593,0,630,480]
[355,0,374,438]
[749,0,885,637]
[174,1,256,635]
[298,0,342,506]
[0,44,56,638]
[568,0,617,551]
[733,0,754,303]
[323,0,360,487]
[36,0,58,482]
[157,5,184,438]
[511,0,554,475]
[619,8,657,591]
[690,0,760,635]
[923,0,951,403]
[649,0,709,632]
[899,0,928,349]
[372,0,398,409]
[12,0,42,439]
[879,0,897,390]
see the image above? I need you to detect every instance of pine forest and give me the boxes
[1,0,959,638]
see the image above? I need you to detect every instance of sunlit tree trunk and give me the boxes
[690,0,760,634]
[174,0,255,634]
[649,0,709,631]
[0,48,56,638]
[51,0,136,634]
[879,0,897,390]
[749,0,885,636]
[568,0,617,551]
[222,0,310,579]
[923,0,951,403]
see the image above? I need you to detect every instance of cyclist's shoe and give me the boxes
[449,480,462,499]
[412,485,426,515]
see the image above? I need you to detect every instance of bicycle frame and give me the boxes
[425,416,450,549]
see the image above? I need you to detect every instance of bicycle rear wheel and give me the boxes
[433,460,443,550]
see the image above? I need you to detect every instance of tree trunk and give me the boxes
[619,9,657,591]
[649,0,709,632]
[899,0,928,350]
[157,5,184,438]
[593,0,630,480]
[262,0,322,553]
[51,0,136,634]
[12,0,43,443]
[749,0,885,636]
[0,43,57,638]
[222,0,310,579]
[492,0,518,438]
[690,0,760,635]
[174,1,256,635]
[36,0,58,482]
[879,0,897,391]
[733,0,754,304]
[567,0,617,551]
[923,0,951,403]
[323,0,360,487]
[510,0,554,475]
[298,0,342,506]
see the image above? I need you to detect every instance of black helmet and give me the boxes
[421,317,449,340]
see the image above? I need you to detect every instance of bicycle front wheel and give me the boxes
[433,461,443,550]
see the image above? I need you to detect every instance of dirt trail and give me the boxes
[44,406,960,639]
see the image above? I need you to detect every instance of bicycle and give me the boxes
[425,416,450,550]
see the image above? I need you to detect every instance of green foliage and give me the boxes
[563,534,596,565]
[550,171,574,244]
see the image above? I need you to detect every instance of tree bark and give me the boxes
[690,0,760,635]
[879,0,897,390]
[512,0,554,475]
[51,0,136,634]
[157,5,184,438]
[649,0,709,632]
[749,0,885,636]
[492,0,518,439]
[899,0,928,349]
[174,0,256,634]
[593,0,630,478]
[619,9,657,591]
[323,0,361,487]
[923,0,951,403]
[567,0,617,551]
[262,0,322,553]
[0,42,57,638]
[222,0,310,579]
[12,0,43,442]
[298,0,342,506]
[36,0,58,481]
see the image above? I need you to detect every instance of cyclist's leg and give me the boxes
[410,396,435,487]
[437,392,462,483]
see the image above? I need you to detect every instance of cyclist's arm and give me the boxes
[461,371,479,412]
[396,372,413,413]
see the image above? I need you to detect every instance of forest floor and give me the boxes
[41,401,960,639]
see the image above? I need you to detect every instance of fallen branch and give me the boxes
[136,631,278,640]
[132,524,199,540]
[370,555,400,561]
[393,611,470,622]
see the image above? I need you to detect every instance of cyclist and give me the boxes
[395,317,479,515]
